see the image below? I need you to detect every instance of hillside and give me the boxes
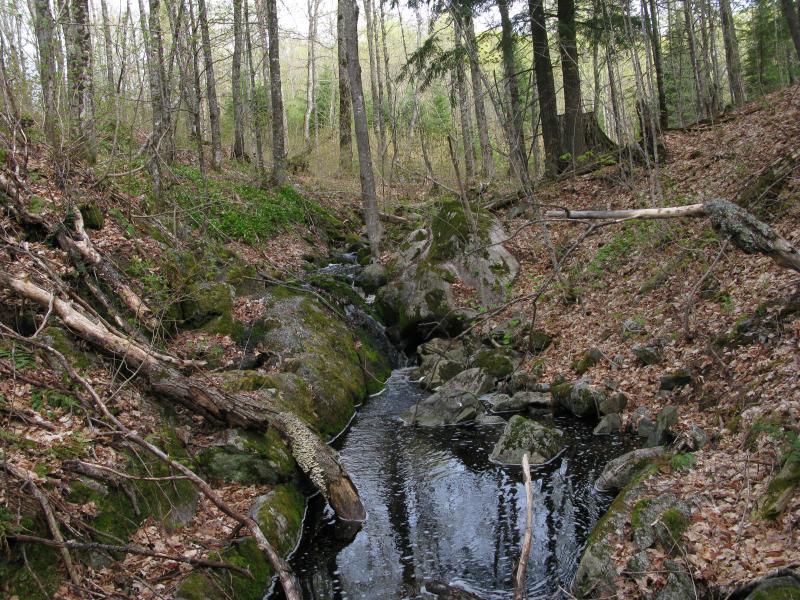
[1,83,798,600]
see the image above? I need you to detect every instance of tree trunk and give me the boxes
[545,199,800,271]
[303,0,320,149]
[231,0,245,160]
[498,0,529,185]
[464,13,493,179]
[99,0,115,92]
[780,0,800,61]
[647,0,669,128]
[265,0,286,185]
[337,0,353,173]
[341,0,382,258]
[31,0,61,154]
[245,0,265,176]
[558,0,584,166]
[362,0,381,140]
[196,0,222,169]
[187,0,207,176]
[719,0,745,105]
[529,0,561,175]
[453,16,475,182]
[684,0,707,120]
[0,271,367,524]
[66,0,96,163]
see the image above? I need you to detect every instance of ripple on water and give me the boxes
[275,369,636,600]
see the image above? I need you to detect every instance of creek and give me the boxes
[274,369,636,599]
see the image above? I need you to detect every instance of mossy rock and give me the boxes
[490,415,564,465]
[225,263,263,296]
[574,462,659,598]
[41,326,95,370]
[66,422,198,551]
[631,494,690,556]
[254,288,389,437]
[80,202,105,230]
[473,348,518,379]
[180,281,235,329]
[196,428,296,485]
[528,329,553,354]
[551,379,605,419]
[572,347,603,375]
[742,576,800,600]
[756,457,800,520]
[175,484,305,600]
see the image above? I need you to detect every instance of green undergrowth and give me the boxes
[166,165,340,244]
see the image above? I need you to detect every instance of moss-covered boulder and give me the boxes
[80,201,105,230]
[246,287,391,437]
[196,428,296,485]
[596,446,667,492]
[180,281,235,330]
[378,198,518,338]
[490,415,564,465]
[175,484,305,600]
[631,494,690,556]
[472,348,520,379]
[551,379,605,419]
[756,457,800,520]
[572,347,604,375]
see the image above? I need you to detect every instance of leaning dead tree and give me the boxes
[545,198,800,273]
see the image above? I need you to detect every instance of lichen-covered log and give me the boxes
[0,271,366,523]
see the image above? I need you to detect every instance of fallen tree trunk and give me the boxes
[0,170,159,331]
[0,270,366,523]
[545,199,800,273]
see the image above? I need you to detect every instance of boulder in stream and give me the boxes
[551,379,606,419]
[489,415,564,466]
[401,388,483,426]
[439,367,495,396]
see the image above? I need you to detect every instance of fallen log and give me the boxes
[545,199,800,273]
[0,170,159,331]
[0,270,366,523]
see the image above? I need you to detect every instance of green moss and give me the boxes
[474,349,515,378]
[428,197,492,262]
[66,424,197,545]
[175,484,305,600]
[660,507,689,540]
[631,498,653,530]
[0,528,63,600]
[196,428,296,485]
[749,584,800,600]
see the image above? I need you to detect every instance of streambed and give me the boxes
[274,369,636,599]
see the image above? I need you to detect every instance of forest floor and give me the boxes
[0,82,798,600]
[467,84,800,595]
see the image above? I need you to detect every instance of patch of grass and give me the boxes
[670,452,697,472]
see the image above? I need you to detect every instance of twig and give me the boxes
[2,461,82,587]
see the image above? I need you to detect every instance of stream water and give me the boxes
[277,369,637,600]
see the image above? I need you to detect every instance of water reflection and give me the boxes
[278,369,635,599]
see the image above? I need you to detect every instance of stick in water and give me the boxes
[514,451,534,600]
